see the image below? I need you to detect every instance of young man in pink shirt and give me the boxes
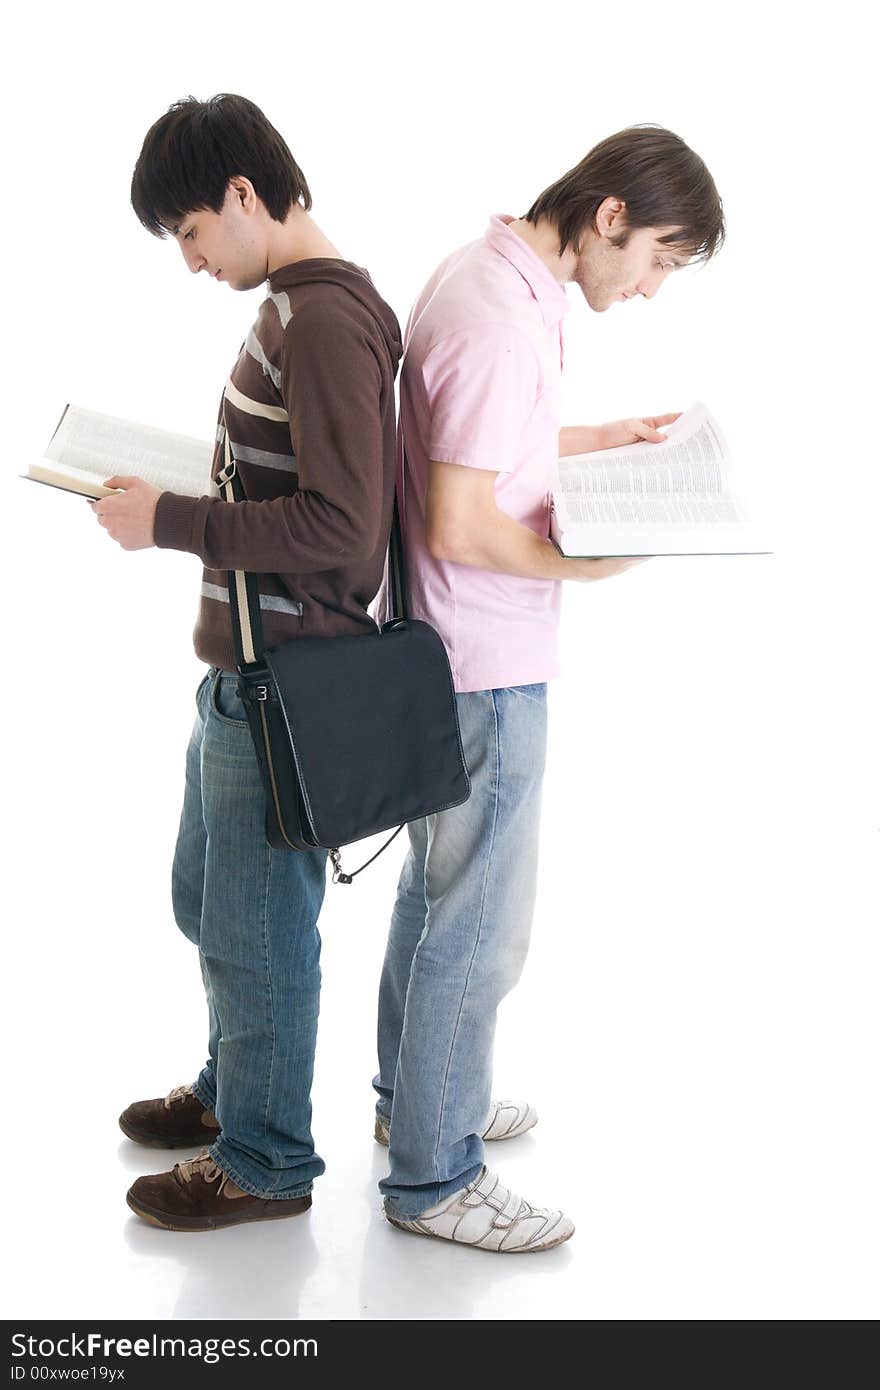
[374,124,725,1252]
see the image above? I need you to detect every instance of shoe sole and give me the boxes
[118,1117,221,1149]
[125,1192,311,1232]
[374,1113,539,1147]
[385,1212,574,1253]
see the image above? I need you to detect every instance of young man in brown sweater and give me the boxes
[95,94,402,1231]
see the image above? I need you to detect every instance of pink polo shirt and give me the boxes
[396,214,570,693]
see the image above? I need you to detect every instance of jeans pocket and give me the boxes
[209,670,249,727]
[508,683,547,704]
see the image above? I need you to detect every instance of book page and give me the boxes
[558,491,748,526]
[556,402,733,510]
[42,405,214,498]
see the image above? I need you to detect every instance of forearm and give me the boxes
[559,425,600,456]
[436,506,636,583]
[154,489,380,573]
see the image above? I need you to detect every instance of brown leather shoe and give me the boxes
[119,1084,221,1148]
[126,1152,312,1231]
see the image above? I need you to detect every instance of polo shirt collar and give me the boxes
[485,214,571,327]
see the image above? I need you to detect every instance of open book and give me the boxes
[550,402,770,556]
[23,404,214,501]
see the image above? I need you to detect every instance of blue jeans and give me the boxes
[374,683,548,1218]
[171,666,328,1199]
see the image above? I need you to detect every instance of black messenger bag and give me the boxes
[215,427,471,884]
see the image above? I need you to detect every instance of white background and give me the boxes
[4,0,877,1321]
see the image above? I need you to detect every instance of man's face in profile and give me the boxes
[169,181,269,292]
[572,220,691,312]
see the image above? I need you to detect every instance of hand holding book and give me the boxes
[566,555,650,583]
[559,412,682,459]
[594,412,682,448]
[91,475,163,551]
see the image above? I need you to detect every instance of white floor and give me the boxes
[6,0,877,1325]
[6,550,878,1321]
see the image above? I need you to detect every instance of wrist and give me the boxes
[154,490,199,553]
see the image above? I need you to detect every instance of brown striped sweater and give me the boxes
[153,258,402,671]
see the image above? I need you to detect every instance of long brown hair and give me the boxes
[525,124,725,263]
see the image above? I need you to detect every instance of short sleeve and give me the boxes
[419,324,541,474]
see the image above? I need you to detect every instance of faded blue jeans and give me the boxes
[171,666,328,1199]
[374,683,548,1218]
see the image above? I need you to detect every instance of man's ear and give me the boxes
[230,176,258,215]
[595,196,626,239]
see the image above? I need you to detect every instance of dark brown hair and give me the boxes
[525,124,724,263]
[131,93,312,238]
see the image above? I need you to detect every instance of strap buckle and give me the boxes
[329,849,352,885]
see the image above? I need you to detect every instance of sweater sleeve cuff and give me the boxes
[154,491,199,553]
